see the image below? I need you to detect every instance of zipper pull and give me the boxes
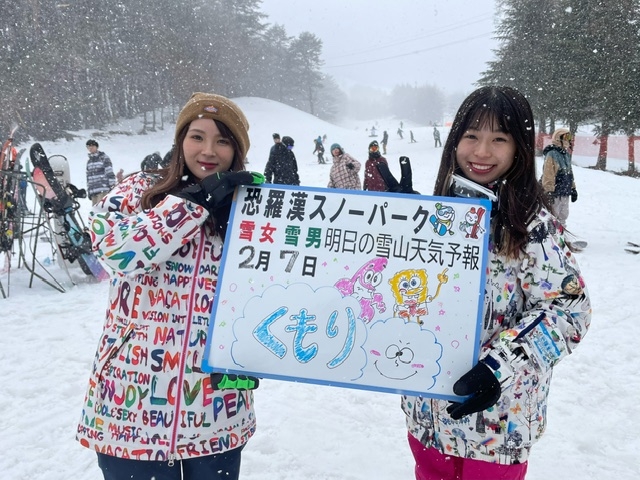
[168,453,176,467]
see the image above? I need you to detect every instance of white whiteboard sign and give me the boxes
[202,184,491,400]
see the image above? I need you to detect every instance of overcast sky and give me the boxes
[259,0,499,95]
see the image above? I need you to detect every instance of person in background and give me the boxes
[270,132,281,155]
[402,86,591,480]
[313,135,326,164]
[541,128,577,227]
[362,140,388,191]
[115,168,124,183]
[433,126,442,147]
[410,130,417,143]
[381,130,389,154]
[264,135,300,185]
[76,93,262,480]
[397,127,404,139]
[141,151,163,171]
[85,139,116,205]
[327,143,362,190]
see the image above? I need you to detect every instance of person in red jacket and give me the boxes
[362,140,388,191]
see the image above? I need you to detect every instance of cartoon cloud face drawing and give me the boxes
[361,317,443,391]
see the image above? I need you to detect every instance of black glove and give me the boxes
[210,373,260,391]
[571,188,578,202]
[377,156,419,194]
[446,361,501,420]
[177,171,261,210]
[176,171,264,233]
[345,162,355,170]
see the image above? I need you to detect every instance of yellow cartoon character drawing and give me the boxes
[388,268,449,325]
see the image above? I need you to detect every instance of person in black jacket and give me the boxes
[264,135,300,185]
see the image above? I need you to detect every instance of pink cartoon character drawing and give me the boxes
[335,257,388,323]
[459,206,486,239]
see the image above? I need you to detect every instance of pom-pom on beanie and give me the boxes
[175,93,250,159]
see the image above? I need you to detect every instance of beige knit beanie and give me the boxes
[175,93,250,159]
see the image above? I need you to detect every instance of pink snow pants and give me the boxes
[408,433,528,480]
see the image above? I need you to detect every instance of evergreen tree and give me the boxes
[287,32,324,115]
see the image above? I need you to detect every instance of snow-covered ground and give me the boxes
[1,98,638,479]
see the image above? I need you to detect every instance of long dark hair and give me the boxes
[433,86,551,258]
[141,119,246,210]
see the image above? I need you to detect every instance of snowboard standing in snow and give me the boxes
[29,143,109,280]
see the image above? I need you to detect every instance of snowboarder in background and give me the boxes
[433,126,442,147]
[410,130,417,143]
[362,140,388,191]
[85,139,116,205]
[541,128,577,227]
[397,127,404,139]
[370,125,377,137]
[313,136,326,164]
[381,130,389,154]
[328,143,362,190]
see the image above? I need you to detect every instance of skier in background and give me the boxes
[381,130,389,154]
[433,126,442,147]
[313,135,326,164]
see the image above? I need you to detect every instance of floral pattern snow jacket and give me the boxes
[402,208,591,465]
[76,172,256,462]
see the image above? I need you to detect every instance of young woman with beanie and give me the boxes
[362,140,389,191]
[327,143,362,190]
[402,86,591,480]
[76,93,263,480]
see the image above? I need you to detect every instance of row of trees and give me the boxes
[346,83,448,125]
[479,0,640,172]
[0,0,334,141]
